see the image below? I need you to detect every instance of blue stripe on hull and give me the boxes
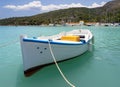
[23,38,87,45]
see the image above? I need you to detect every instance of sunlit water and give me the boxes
[0,26,120,87]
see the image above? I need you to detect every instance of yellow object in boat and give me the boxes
[61,35,80,42]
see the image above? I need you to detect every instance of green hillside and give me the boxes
[0,0,120,25]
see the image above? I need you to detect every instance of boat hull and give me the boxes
[20,38,89,74]
[20,29,93,76]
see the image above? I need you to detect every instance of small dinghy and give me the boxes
[20,29,93,76]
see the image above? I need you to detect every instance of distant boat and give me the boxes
[20,29,93,76]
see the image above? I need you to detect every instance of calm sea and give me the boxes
[0,26,120,87]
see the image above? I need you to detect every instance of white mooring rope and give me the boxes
[48,39,75,87]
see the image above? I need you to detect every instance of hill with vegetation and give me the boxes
[0,0,120,25]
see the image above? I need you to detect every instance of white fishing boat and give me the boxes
[20,29,93,76]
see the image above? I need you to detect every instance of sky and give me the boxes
[0,0,111,19]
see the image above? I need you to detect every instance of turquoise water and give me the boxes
[0,26,120,87]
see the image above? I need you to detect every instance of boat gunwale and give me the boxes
[22,38,88,45]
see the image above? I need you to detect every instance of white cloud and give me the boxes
[89,2,106,8]
[41,3,86,11]
[4,1,42,10]
[3,1,106,11]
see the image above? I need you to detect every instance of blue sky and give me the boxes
[0,0,111,19]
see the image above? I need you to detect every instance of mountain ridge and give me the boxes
[0,0,120,25]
